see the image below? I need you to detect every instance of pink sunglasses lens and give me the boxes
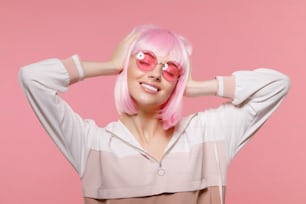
[136,51,180,82]
[136,52,157,71]
[162,63,180,82]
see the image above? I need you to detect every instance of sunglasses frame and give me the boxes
[134,50,181,82]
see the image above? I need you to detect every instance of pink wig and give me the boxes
[114,25,192,129]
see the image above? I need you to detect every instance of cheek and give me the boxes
[126,66,141,95]
[127,61,143,80]
[126,67,137,89]
[127,63,134,78]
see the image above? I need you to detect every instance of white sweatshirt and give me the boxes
[19,57,290,204]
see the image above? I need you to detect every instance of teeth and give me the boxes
[141,83,159,92]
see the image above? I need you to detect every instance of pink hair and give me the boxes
[114,25,192,129]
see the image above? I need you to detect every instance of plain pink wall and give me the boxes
[1,0,305,203]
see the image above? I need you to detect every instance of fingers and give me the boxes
[110,30,141,70]
[120,30,141,48]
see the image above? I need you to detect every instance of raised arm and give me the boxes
[65,31,139,82]
[184,72,236,98]
[19,31,139,176]
[19,55,122,176]
[187,68,290,159]
[19,58,96,176]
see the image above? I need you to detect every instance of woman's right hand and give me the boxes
[110,31,140,73]
[81,31,140,78]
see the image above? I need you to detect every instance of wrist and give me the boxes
[216,76,235,99]
[62,55,84,84]
[72,54,85,80]
[81,60,122,78]
[185,79,218,97]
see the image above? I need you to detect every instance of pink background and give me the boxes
[1,0,305,203]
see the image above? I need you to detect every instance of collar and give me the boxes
[104,113,198,161]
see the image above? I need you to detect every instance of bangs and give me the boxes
[131,30,186,72]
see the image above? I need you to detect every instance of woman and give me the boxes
[19,25,290,204]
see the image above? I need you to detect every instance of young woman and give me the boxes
[19,25,290,204]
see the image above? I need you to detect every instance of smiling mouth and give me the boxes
[140,82,160,92]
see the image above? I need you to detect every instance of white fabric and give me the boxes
[72,54,85,80]
[19,58,290,201]
[216,76,224,97]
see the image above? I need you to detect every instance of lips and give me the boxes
[140,82,160,93]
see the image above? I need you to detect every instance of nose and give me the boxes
[148,63,163,81]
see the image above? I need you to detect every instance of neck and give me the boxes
[120,112,172,143]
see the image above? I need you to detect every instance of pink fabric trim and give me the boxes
[62,57,79,84]
[83,187,225,204]
[81,141,227,199]
[222,76,235,99]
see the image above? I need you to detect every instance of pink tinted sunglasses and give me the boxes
[135,50,181,82]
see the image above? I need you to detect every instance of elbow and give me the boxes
[262,68,291,96]
[18,65,37,89]
[278,73,291,97]
[18,66,30,88]
[257,68,291,98]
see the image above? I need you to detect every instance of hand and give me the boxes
[110,31,140,72]
[80,31,140,78]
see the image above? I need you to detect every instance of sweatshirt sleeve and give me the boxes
[203,68,290,160]
[19,57,97,176]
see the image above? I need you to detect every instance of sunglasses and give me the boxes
[135,50,181,82]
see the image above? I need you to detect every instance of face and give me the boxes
[127,50,180,112]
